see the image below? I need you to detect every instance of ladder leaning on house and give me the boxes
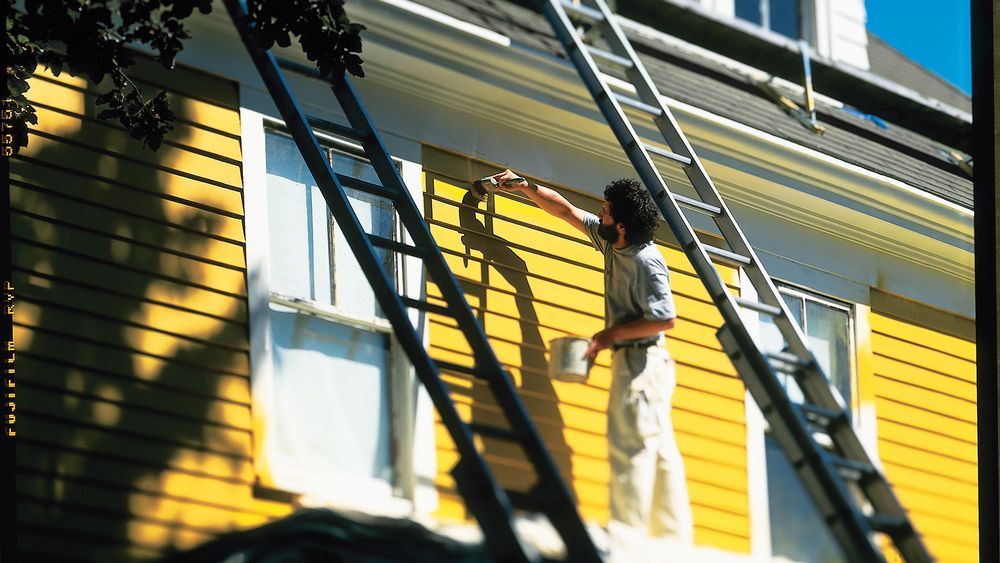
[222,0,602,561]
[535,0,933,561]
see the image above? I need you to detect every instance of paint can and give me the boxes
[469,175,526,202]
[548,336,591,383]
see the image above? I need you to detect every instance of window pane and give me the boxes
[265,132,333,305]
[765,434,846,562]
[759,293,805,403]
[770,0,801,38]
[268,304,392,484]
[331,150,395,318]
[764,288,853,563]
[736,0,763,24]
[805,300,852,408]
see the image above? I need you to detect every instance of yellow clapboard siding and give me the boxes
[871,313,975,362]
[905,509,980,548]
[12,213,247,296]
[33,65,242,137]
[874,377,976,423]
[874,354,976,402]
[19,528,163,562]
[12,243,248,323]
[16,443,290,517]
[28,75,243,161]
[18,473,275,533]
[21,356,251,430]
[27,106,242,188]
[12,136,244,215]
[426,161,748,552]
[694,526,751,553]
[13,327,250,402]
[10,163,245,244]
[14,270,248,351]
[20,383,252,457]
[891,486,978,527]
[15,301,250,375]
[17,416,255,483]
[876,419,976,464]
[878,441,977,484]
[918,535,980,563]
[18,499,216,552]
[880,464,978,505]
[874,397,977,443]
[871,332,975,382]
[10,184,246,268]
[11,183,246,268]
[20,60,256,562]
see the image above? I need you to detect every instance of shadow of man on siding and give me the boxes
[454,189,579,506]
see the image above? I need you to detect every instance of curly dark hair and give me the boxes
[604,178,660,245]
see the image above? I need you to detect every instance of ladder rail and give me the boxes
[224,2,601,561]
[538,1,932,561]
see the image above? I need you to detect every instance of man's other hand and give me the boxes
[584,328,615,362]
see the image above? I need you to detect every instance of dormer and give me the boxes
[686,0,871,69]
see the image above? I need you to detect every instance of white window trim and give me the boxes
[741,272,874,560]
[240,104,437,517]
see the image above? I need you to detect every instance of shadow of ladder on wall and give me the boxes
[535,1,933,562]
[221,1,602,561]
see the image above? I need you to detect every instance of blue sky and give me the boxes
[866,0,972,94]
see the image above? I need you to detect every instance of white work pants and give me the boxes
[607,345,693,546]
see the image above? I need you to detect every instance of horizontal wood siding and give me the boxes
[422,148,750,553]
[871,312,978,563]
[13,60,292,561]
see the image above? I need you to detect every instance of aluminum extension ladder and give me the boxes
[537,1,932,561]
[223,1,602,561]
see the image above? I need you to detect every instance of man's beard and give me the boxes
[598,222,620,243]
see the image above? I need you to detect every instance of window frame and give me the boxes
[241,106,436,517]
[740,274,870,560]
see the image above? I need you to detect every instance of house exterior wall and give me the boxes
[869,300,978,562]
[12,59,294,560]
[10,1,978,561]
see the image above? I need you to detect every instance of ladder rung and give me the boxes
[504,489,539,512]
[369,235,426,258]
[673,194,722,216]
[584,44,633,69]
[612,92,663,116]
[796,402,847,428]
[337,174,398,200]
[469,422,520,441]
[734,297,782,316]
[766,350,810,368]
[305,115,366,142]
[829,454,877,481]
[702,244,752,266]
[434,359,482,378]
[559,0,604,22]
[401,296,452,317]
[868,513,909,534]
[642,143,692,166]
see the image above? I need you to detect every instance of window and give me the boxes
[257,127,402,505]
[757,284,855,562]
[736,0,802,39]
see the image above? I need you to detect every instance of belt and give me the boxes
[611,338,660,350]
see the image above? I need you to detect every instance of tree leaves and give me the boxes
[246,0,366,79]
[6,0,366,155]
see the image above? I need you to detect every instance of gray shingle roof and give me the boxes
[867,33,972,114]
[407,0,972,209]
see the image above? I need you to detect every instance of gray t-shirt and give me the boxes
[583,212,676,343]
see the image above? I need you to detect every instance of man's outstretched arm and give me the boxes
[491,169,588,234]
